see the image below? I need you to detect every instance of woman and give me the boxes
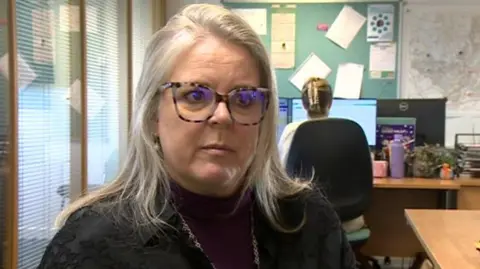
[278,77,366,236]
[38,4,356,269]
[278,77,333,165]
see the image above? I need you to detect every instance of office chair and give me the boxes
[285,118,380,269]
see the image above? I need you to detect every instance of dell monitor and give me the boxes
[376,98,446,146]
[277,98,289,142]
[290,98,378,146]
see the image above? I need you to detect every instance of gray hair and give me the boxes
[56,4,310,232]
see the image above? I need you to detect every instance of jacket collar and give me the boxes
[136,200,178,246]
[135,198,278,249]
[135,190,307,266]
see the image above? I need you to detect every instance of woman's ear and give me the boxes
[152,133,161,150]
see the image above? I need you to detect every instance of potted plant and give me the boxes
[411,144,460,178]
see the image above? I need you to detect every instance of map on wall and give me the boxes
[402,6,480,113]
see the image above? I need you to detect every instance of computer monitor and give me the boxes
[329,99,377,146]
[290,98,378,146]
[291,98,308,123]
[376,98,447,146]
[277,98,289,141]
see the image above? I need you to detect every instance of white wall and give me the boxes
[166,0,222,20]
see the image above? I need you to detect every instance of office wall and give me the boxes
[224,2,400,98]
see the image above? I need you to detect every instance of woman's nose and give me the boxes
[208,102,233,126]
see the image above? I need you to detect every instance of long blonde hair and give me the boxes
[56,4,310,232]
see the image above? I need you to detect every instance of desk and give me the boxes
[363,178,459,257]
[406,209,480,269]
[374,178,460,190]
[456,179,480,210]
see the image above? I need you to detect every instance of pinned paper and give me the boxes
[367,4,395,42]
[326,5,366,49]
[369,42,396,79]
[271,41,295,69]
[0,53,37,92]
[334,63,364,99]
[271,12,296,69]
[271,13,296,40]
[289,53,331,91]
[232,8,267,35]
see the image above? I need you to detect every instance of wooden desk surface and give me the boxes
[374,178,460,190]
[405,209,480,269]
[456,179,480,187]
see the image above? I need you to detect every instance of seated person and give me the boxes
[278,77,365,234]
[278,77,332,165]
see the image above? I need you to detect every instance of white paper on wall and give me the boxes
[232,8,267,35]
[289,53,331,91]
[326,5,366,49]
[271,12,296,69]
[334,63,364,99]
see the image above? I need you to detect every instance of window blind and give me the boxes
[16,1,73,268]
[0,1,10,266]
[132,0,153,100]
[86,0,127,186]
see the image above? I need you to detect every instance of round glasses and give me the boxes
[161,82,270,125]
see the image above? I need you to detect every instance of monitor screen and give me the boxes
[329,99,377,146]
[277,98,289,141]
[291,98,308,123]
[377,98,446,146]
[291,98,378,145]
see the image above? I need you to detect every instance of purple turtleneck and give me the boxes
[171,184,255,269]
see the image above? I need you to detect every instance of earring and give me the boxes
[153,134,160,151]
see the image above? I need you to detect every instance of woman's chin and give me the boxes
[194,162,240,185]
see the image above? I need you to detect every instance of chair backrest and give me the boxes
[286,118,373,222]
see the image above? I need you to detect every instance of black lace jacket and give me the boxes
[37,189,357,269]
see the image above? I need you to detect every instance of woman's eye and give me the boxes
[185,90,205,102]
[234,92,255,106]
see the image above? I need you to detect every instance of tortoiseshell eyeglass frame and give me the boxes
[160,82,271,126]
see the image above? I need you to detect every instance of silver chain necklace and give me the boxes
[178,208,260,269]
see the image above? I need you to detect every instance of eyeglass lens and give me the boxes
[173,84,267,124]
